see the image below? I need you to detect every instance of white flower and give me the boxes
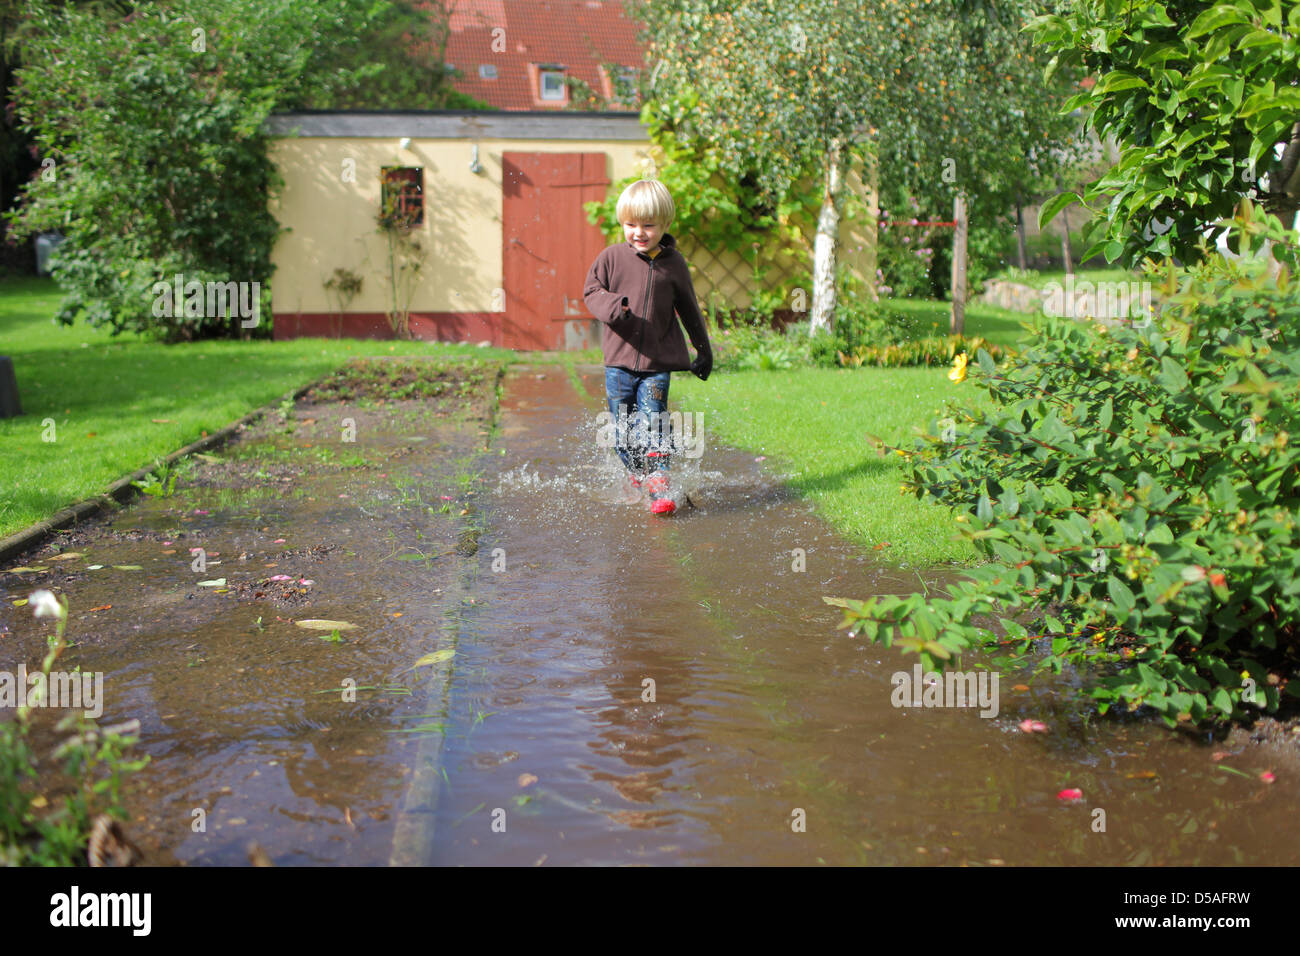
[28,589,64,620]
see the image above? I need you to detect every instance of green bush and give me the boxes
[8,0,381,341]
[831,210,1300,727]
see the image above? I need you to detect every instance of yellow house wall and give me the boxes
[268,137,653,316]
[267,133,877,318]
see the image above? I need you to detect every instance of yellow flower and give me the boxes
[948,352,968,383]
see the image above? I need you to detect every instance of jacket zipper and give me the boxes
[635,255,654,372]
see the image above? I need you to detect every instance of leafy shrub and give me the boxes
[835,335,1007,369]
[832,212,1300,727]
[8,0,380,340]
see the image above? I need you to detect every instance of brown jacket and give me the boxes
[583,232,712,372]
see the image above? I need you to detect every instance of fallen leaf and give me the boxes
[1125,770,1158,779]
[6,566,50,573]
[49,553,83,561]
[151,419,174,424]
[295,619,358,631]
[197,579,226,587]
[1012,684,1030,692]
[113,565,144,571]
[87,605,112,612]
[12,599,27,607]
[391,612,403,618]
[409,648,455,669]
[86,565,104,571]
[517,773,538,788]
[161,549,176,555]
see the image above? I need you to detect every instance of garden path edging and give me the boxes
[0,381,319,566]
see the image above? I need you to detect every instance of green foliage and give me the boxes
[583,87,818,303]
[130,458,177,498]
[832,212,1300,727]
[1028,0,1300,269]
[6,0,400,340]
[1,594,147,866]
[303,0,491,111]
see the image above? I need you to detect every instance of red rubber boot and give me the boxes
[644,471,675,515]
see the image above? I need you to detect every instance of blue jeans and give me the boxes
[605,367,672,475]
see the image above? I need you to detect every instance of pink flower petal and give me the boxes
[1261,771,1276,783]
[194,509,209,515]
[1019,719,1048,733]
[299,579,314,587]
[441,495,453,500]
[755,456,766,462]
[1057,788,1083,802]
[162,541,173,546]
[274,538,286,543]
[189,547,203,554]
[269,574,292,581]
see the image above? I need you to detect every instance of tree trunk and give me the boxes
[1060,205,1074,276]
[950,194,968,336]
[809,137,844,337]
[0,356,21,418]
[1015,197,1028,270]
[1057,177,1074,275]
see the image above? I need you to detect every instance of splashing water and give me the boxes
[494,414,723,510]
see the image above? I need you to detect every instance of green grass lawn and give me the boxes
[2,277,1026,569]
[672,297,1033,567]
[866,296,1040,345]
[0,276,526,539]
[986,267,1138,290]
[674,365,993,567]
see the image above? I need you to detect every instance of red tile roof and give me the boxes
[443,0,646,111]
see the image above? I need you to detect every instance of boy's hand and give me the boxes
[621,296,630,318]
[691,344,713,381]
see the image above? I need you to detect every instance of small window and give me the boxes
[540,70,565,100]
[379,167,423,229]
[479,63,497,79]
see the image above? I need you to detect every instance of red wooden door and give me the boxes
[502,152,610,350]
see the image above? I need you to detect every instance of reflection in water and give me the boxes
[3,366,1295,866]
[429,366,1300,866]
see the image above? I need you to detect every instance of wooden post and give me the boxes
[0,356,21,418]
[1057,178,1074,276]
[950,194,968,336]
[1015,198,1028,270]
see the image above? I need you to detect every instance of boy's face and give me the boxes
[622,218,664,252]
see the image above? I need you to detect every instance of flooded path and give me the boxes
[426,366,1300,866]
[2,361,1297,866]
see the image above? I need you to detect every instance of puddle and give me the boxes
[2,360,1296,866]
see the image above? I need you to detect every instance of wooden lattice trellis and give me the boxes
[677,235,810,317]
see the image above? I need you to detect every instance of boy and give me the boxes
[583,179,713,516]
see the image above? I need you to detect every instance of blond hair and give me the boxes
[615,179,675,229]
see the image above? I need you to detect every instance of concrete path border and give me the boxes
[0,381,318,566]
